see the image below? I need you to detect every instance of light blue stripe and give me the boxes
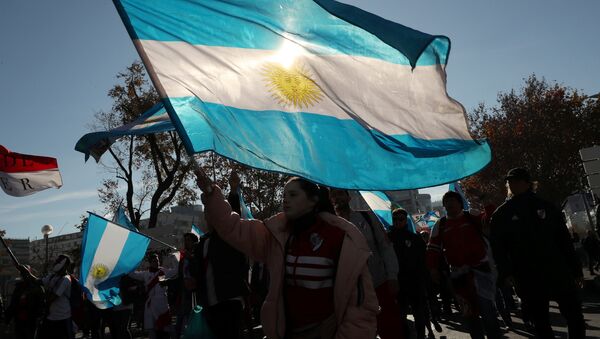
[114,0,448,66]
[80,214,109,283]
[164,96,491,190]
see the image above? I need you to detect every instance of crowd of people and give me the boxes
[0,166,591,339]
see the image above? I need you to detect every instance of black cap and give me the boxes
[505,167,531,182]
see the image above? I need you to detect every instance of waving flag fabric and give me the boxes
[359,191,393,229]
[449,181,470,210]
[0,146,62,197]
[113,205,137,231]
[238,187,254,220]
[359,190,416,233]
[113,0,491,190]
[420,211,440,228]
[191,224,204,238]
[75,103,173,162]
[81,213,150,309]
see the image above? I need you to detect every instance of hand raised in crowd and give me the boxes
[229,170,241,191]
[194,166,214,194]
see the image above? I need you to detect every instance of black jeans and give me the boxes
[38,318,73,339]
[107,308,133,339]
[203,300,244,339]
[524,291,585,339]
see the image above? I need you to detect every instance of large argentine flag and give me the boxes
[0,146,62,197]
[80,213,150,309]
[113,0,491,190]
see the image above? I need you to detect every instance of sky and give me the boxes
[1,0,599,239]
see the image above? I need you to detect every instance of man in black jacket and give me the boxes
[389,208,429,339]
[490,168,585,338]
[192,175,250,339]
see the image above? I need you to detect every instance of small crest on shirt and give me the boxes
[310,233,324,251]
[511,215,519,221]
[405,240,412,248]
[537,209,546,219]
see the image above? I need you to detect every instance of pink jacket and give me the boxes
[203,188,378,339]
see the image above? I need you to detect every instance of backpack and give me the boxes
[68,274,85,328]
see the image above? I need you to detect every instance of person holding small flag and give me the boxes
[18,254,75,339]
[4,265,45,339]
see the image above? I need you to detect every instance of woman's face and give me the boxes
[283,181,318,220]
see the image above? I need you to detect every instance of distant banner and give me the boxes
[0,145,62,197]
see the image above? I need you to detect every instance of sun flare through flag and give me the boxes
[113,0,491,190]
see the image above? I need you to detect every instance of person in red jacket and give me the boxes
[426,191,501,339]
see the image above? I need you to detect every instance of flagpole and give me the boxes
[87,212,177,251]
[0,234,21,267]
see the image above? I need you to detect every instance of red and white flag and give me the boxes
[0,145,63,197]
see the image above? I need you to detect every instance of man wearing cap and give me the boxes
[490,167,585,338]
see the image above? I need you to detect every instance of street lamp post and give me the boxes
[41,224,53,274]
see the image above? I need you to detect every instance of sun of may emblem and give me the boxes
[91,263,110,280]
[262,62,323,109]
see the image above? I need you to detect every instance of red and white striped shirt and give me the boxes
[285,217,345,329]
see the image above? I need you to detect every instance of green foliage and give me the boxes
[463,75,600,206]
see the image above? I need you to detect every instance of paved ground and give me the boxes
[410,271,600,338]
[2,273,600,338]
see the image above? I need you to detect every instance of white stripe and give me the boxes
[286,278,334,289]
[84,221,130,306]
[359,192,391,212]
[286,255,334,266]
[138,40,471,140]
[286,266,334,277]
[0,170,62,197]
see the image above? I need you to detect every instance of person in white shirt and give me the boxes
[129,253,177,339]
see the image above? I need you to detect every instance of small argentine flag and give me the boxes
[191,224,204,238]
[80,213,150,309]
[113,0,491,190]
[238,187,254,220]
[449,181,470,210]
[359,191,416,233]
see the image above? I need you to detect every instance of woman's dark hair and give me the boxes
[442,191,464,209]
[286,177,335,214]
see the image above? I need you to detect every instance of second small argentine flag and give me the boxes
[80,213,150,309]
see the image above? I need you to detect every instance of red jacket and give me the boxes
[426,212,488,270]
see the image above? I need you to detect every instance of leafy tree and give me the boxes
[93,62,198,228]
[463,75,600,206]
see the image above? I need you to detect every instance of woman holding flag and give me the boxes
[195,169,378,339]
